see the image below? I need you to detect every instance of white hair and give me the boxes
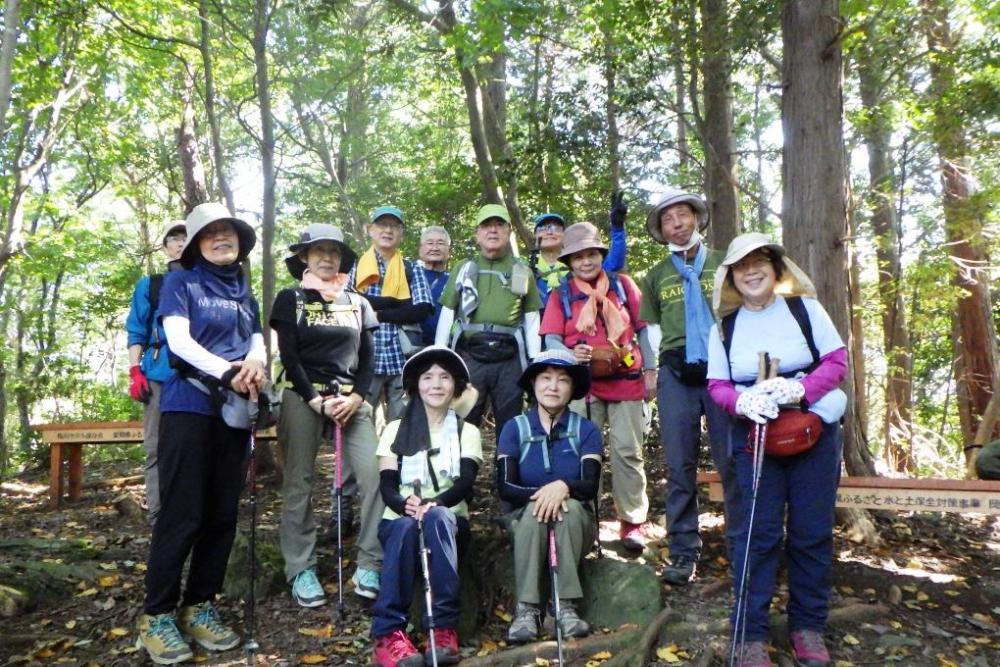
[420,226,451,245]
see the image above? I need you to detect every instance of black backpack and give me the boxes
[720,296,819,380]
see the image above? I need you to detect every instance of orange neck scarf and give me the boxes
[572,273,628,344]
[301,269,350,302]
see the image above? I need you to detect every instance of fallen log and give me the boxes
[458,623,641,667]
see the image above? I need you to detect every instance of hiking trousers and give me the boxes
[371,509,466,637]
[144,412,248,614]
[729,420,842,640]
[142,380,163,525]
[571,396,648,524]
[509,499,594,605]
[279,389,384,579]
[657,366,743,561]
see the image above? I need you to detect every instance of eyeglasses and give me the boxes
[536,223,563,233]
[421,239,449,247]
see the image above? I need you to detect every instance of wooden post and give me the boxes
[49,442,63,509]
[67,444,83,503]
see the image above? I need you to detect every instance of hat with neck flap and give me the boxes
[712,232,817,319]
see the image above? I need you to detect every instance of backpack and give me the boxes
[513,411,582,473]
[144,273,165,358]
[720,295,819,380]
[558,271,629,320]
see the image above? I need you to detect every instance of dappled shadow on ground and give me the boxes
[1,442,998,666]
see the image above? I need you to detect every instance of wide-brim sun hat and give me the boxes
[402,345,471,392]
[712,232,817,319]
[533,212,566,229]
[284,223,357,278]
[160,221,186,246]
[370,206,405,226]
[557,222,608,265]
[645,189,709,244]
[475,204,511,226]
[180,202,256,268]
[518,349,591,401]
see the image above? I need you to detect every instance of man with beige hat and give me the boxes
[637,189,743,585]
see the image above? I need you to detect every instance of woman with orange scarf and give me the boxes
[539,222,657,552]
[271,224,385,608]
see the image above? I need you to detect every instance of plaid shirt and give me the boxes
[350,251,432,376]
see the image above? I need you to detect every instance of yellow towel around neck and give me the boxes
[355,246,411,299]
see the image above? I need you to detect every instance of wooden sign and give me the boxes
[34,421,144,444]
[835,487,1000,515]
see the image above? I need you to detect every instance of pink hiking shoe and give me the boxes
[373,630,424,667]
[789,629,830,666]
[734,640,773,667]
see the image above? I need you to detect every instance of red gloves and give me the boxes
[129,365,152,403]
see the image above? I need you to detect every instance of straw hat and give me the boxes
[284,223,357,278]
[712,232,817,319]
[557,222,608,265]
[179,202,256,268]
[645,189,709,244]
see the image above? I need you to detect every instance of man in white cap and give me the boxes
[638,190,742,585]
[125,221,187,525]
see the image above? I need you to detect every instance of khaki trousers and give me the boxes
[510,499,594,604]
[278,389,384,580]
[570,397,649,524]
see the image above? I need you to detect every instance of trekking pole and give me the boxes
[729,353,770,667]
[243,400,261,665]
[412,481,438,667]
[333,417,346,620]
[548,522,565,666]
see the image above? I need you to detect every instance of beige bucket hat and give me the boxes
[557,222,608,265]
[160,221,187,246]
[646,189,709,244]
[712,232,817,318]
[179,202,256,268]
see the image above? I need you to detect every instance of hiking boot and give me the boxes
[136,613,193,665]
[352,567,380,599]
[556,600,590,638]
[424,627,460,664]
[373,629,424,667]
[789,629,830,667]
[619,521,650,553]
[507,602,541,643]
[178,601,240,651]
[733,640,773,667]
[291,567,327,608]
[661,554,697,585]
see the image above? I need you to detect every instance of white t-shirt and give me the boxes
[707,296,846,423]
[376,418,483,520]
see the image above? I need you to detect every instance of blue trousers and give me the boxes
[372,508,464,637]
[730,420,842,641]
[657,366,743,560]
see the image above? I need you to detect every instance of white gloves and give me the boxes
[736,391,779,425]
[752,377,806,406]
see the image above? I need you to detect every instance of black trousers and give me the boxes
[144,412,249,614]
[459,352,525,433]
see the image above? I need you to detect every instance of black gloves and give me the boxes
[609,191,628,229]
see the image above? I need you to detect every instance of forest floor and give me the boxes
[1,436,998,667]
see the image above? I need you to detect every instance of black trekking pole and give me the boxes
[729,353,771,667]
[547,522,565,666]
[243,399,261,665]
[332,418,346,620]
[412,481,438,667]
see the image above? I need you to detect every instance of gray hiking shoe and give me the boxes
[507,602,541,643]
[661,554,697,585]
[557,600,590,638]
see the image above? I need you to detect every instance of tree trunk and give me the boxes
[700,0,740,249]
[781,1,870,474]
[253,0,276,366]
[847,206,874,474]
[198,0,235,213]
[921,0,999,444]
[675,58,688,176]
[857,46,913,471]
[603,24,621,193]
[176,66,209,215]
[0,0,20,141]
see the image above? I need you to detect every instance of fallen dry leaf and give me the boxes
[298,624,333,638]
[300,654,328,665]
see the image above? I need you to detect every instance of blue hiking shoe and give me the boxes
[291,567,327,608]
[352,567,380,599]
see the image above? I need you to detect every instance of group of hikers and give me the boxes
[125,191,848,667]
